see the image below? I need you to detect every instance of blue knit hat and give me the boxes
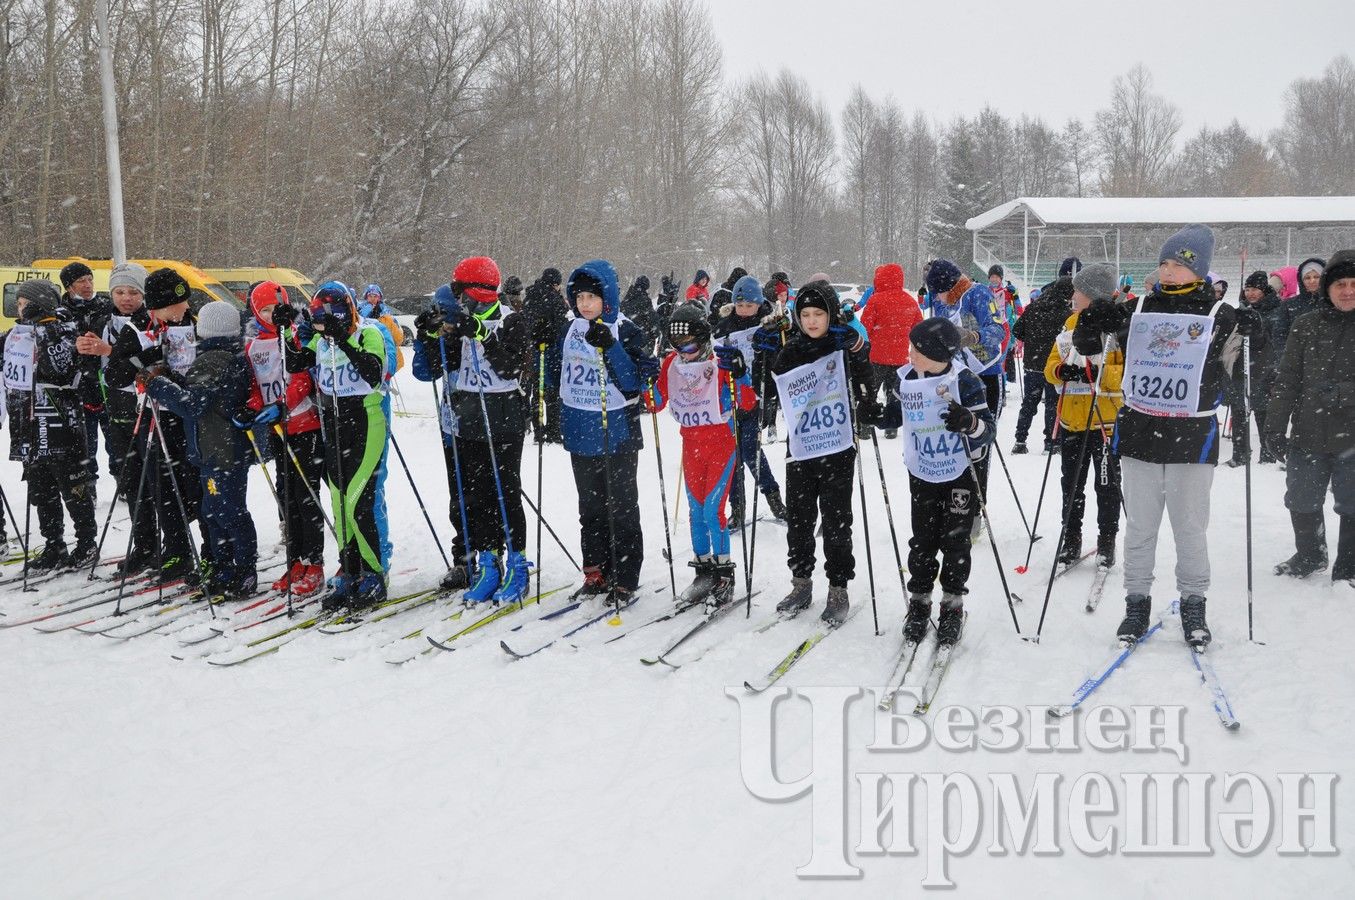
[732,275,763,305]
[925,259,963,295]
[1159,224,1215,281]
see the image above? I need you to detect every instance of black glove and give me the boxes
[272,302,298,329]
[714,345,746,379]
[414,308,443,337]
[661,274,679,299]
[1234,306,1262,337]
[856,398,882,426]
[449,311,479,341]
[941,401,977,435]
[1078,300,1128,335]
[828,324,857,351]
[1056,363,1091,383]
[584,320,616,350]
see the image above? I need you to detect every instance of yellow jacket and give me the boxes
[1043,311,1124,433]
[375,311,405,372]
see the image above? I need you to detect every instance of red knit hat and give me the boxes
[452,256,501,304]
[250,280,286,320]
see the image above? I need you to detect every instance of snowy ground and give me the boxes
[2,366,1353,898]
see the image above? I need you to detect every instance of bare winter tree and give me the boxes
[1094,64,1182,196]
[1272,54,1355,195]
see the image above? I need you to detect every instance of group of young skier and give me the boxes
[5,230,1354,657]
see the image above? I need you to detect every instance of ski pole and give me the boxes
[467,340,519,606]
[114,413,155,614]
[536,342,546,605]
[728,373,750,609]
[1016,379,1069,573]
[847,367,880,636]
[149,402,214,618]
[939,384,1022,636]
[992,439,1037,544]
[389,430,453,571]
[1243,334,1257,644]
[521,492,580,570]
[1031,336,1115,641]
[246,428,292,615]
[320,338,352,591]
[20,466,32,592]
[868,428,908,597]
[0,482,25,562]
[744,362,773,619]
[88,394,148,579]
[648,402,678,600]
[596,346,622,625]
[439,335,474,574]
[269,424,338,541]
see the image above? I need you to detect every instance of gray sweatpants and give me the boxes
[1120,456,1214,598]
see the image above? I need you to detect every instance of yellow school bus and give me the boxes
[0,265,66,329]
[204,266,315,307]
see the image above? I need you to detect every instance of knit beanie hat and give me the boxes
[1322,250,1355,294]
[732,275,764,306]
[925,259,963,295]
[1158,224,1215,281]
[1058,257,1083,278]
[1245,270,1269,291]
[910,318,962,363]
[145,268,191,309]
[1073,262,1118,304]
[541,268,562,288]
[59,260,94,289]
[108,262,148,295]
[795,280,840,324]
[17,279,61,320]
[196,300,241,340]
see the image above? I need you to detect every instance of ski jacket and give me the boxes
[859,263,923,366]
[925,278,1006,376]
[412,310,532,444]
[900,363,996,458]
[644,350,757,453]
[1266,290,1355,457]
[1044,311,1125,434]
[1274,257,1326,356]
[1011,278,1073,371]
[2,320,87,462]
[145,335,253,470]
[244,314,321,435]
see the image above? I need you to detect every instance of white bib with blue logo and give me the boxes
[772,351,854,462]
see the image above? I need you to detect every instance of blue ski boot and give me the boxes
[463,550,502,603]
[491,551,533,604]
[354,572,387,610]
[323,572,356,611]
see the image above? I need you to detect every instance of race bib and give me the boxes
[896,364,968,483]
[3,325,35,392]
[457,335,520,394]
[772,351,854,461]
[722,325,759,372]
[313,341,373,398]
[1124,300,1221,418]
[248,338,287,405]
[163,324,197,374]
[666,357,725,428]
[559,318,628,412]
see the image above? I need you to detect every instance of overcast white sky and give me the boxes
[709,0,1352,135]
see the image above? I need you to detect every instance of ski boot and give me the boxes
[820,585,849,627]
[1274,511,1328,577]
[68,539,98,569]
[765,422,778,442]
[463,550,502,603]
[776,576,813,616]
[440,563,470,591]
[1333,516,1354,585]
[936,597,965,647]
[353,572,387,610]
[706,561,736,613]
[605,584,635,611]
[677,558,717,607]
[232,571,259,601]
[883,428,898,440]
[29,542,68,573]
[492,551,533,604]
[1117,594,1152,643]
[1057,533,1083,567]
[902,593,932,644]
[1011,441,1028,455]
[117,549,154,578]
[727,501,745,529]
[292,563,325,596]
[1096,532,1116,568]
[572,565,609,599]
[157,554,196,586]
[1180,594,1211,650]
[272,561,301,593]
[763,488,788,522]
[323,573,356,611]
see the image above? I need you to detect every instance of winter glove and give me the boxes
[231,407,258,429]
[1234,306,1263,337]
[856,398,882,426]
[584,320,616,350]
[134,364,167,390]
[714,345,746,379]
[448,310,479,341]
[271,302,299,329]
[828,324,857,351]
[414,308,443,338]
[751,326,783,353]
[941,401,978,435]
[1078,300,1128,335]
[635,354,662,384]
[719,303,734,319]
[961,328,981,348]
[253,403,284,427]
[1056,363,1091,383]
[840,303,856,323]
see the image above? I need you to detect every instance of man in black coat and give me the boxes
[621,275,660,352]
[1225,271,1285,466]
[1011,276,1073,453]
[521,268,568,443]
[58,260,113,481]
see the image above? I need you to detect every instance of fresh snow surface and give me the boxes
[2,366,1352,897]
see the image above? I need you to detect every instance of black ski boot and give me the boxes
[763,488,788,521]
[820,585,849,627]
[68,539,98,569]
[936,597,965,647]
[1117,594,1152,643]
[902,594,932,644]
[884,428,898,440]
[117,549,154,578]
[440,564,470,591]
[1333,516,1355,585]
[1180,594,1211,650]
[157,555,197,586]
[572,566,609,599]
[1011,441,1028,455]
[1057,533,1083,567]
[1096,532,1116,568]
[678,558,717,606]
[706,562,736,613]
[727,501,745,529]
[777,576,812,615]
[28,542,69,573]
[1274,511,1328,577]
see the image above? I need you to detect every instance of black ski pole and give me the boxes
[114,418,154,615]
[150,402,214,618]
[1016,379,1069,574]
[88,395,148,579]
[389,430,452,571]
[1243,334,1257,643]
[648,404,678,599]
[439,335,474,574]
[536,343,546,605]
[847,367,880,636]
[992,439,1037,544]
[466,340,520,603]
[270,424,338,541]
[869,428,908,598]
[20,471,32,592]
[729,374,750,610]
[521,492,580,571]
[247,429,290,615]
[596,347,622,624]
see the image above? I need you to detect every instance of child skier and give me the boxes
[238,281,326,596]
[1074,225,1245,648]
[144,301,258,599]
[1043,263,1125,569]
[106,267,204,584]
[758,280,878,625]
[273,282,390,609]
[410,256,533,604]
[713,274,787,523]
[1,279,98,572]
[547,259,657,606]
[896,318,996,647]
[645,304,758,609]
